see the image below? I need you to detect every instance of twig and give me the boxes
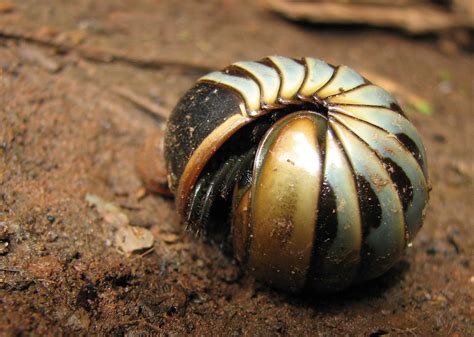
[118,319,141,327]
[119,319,160,332]
[113,86,169,120]
[143,322,161,332]
[392,326,418,336]
[130,246,155,261]
[0,27,214,73]
[447,321,455,335]
[17,42,62,73]
[0,267,22,273]
[266,0,468,34]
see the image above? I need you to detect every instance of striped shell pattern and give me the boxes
[165,56,430,292]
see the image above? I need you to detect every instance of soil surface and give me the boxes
[0,1,473,336]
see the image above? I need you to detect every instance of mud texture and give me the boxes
[0,0,473,336]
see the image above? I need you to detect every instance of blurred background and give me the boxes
[0,1,472,335]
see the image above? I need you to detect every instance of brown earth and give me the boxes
[0,0,473,336]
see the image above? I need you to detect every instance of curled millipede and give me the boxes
[162,56,430,292]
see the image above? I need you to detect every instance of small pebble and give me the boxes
[424,292,432,301]
[159,232,180,244]
[0,222,9,240]
[66,309,91,331]
[426,246,438,256]
[0,241,9,255]
[432,134,446,144]
[196,259,205,268]
[438,80,453,94]
[188,291,206,304]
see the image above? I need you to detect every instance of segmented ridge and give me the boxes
[198,56,426,173]
[305,111,429,290]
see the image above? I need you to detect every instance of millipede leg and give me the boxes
[187,148,256,233]
[186,175,209,227]
[196,158,236,227]
[219,148,256,199]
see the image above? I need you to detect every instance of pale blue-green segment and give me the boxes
[322,131,361,278]
[335,105,428,177]
[268,56,306,99]
[331,121,405,274]
[199,71,261,112]
[299,57,334,97]
[334,114,428,240]
[233,61,280,106]
[328,85,396,108]
[317,65,365,98]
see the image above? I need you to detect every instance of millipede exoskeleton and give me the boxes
[162,55,430,292]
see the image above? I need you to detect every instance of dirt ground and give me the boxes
[0,0,473,336]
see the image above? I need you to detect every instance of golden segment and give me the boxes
[176,114,252,216]
[248,114,323,289]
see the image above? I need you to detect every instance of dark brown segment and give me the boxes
[355,174,383,281]
[390,102,406,117]
[356,174,382,230]
[165,82,244,191]
[395,133,425,171]
[382,158,414,212]
[305,179,340,291]
[314,180,339,253]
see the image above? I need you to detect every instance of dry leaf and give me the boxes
[85,194,129,228]
[115,226,154,254]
